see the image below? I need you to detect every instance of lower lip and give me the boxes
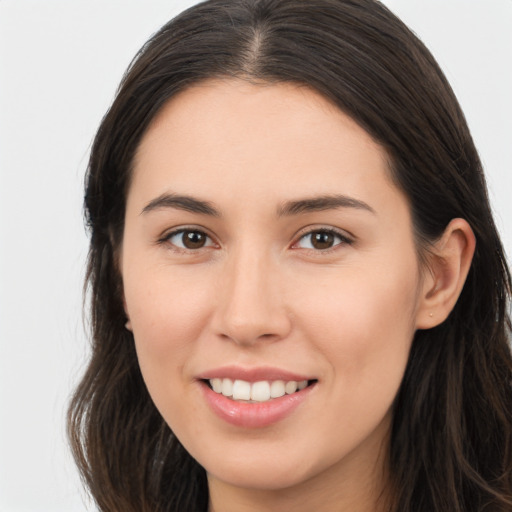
[200,381,315,428]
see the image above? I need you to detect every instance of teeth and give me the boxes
[221,378,233,397]
[211,378,222,393]
[297,380,308,390]
[209,378,310,402]
[270,380,285,398]
[285,381,297,394]
[232,380,251,400]
[251,381,270,402]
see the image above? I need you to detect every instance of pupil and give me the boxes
[183,231,205,249]
[312,232,334,250]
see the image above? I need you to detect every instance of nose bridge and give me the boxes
[214,241,289,345]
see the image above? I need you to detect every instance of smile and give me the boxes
[208,378,310,402]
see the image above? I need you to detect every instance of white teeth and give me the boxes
[270,380,285,398]
[232,380,251,400]
[221,378,233,397]
[209,378,310,402]
[297,380,308,390]
[285,381,298,394]
[211,378,222,393]
[251,381,270,402]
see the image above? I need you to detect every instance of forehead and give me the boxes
[129,79,401,218]
[136,79,382,157]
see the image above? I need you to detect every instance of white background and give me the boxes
[0,1,510,511]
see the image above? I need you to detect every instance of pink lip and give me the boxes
[196,365,313,382]
[197,366,317,428]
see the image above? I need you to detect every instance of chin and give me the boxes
[206,462,313,491]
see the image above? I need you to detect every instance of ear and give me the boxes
[113,234,133,332]
[121,284,132,331]
[416,218,475,329]
[124,298,133,331]
[121,284,133,332]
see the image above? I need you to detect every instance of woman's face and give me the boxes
[122,80,428,495]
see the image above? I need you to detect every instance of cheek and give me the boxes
[123,265,219,435]
[123,263,214,384]
[290,259,420,388]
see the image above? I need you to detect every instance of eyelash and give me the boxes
[158,227,353,253]
[158,227,216,252]
[292,228,353,252]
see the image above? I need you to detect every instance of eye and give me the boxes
[294,229,351,251]
[164,229,215,250]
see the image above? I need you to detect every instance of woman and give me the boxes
[68,0,512,510]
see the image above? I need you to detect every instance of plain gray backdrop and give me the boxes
[0,1,510,510]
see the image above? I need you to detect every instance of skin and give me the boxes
[121,80,474,512]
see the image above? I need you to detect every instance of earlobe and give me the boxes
[416,218,476,329]
[123,297,133,331]
[116,243,133,332]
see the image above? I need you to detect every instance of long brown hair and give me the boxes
[68,1,512,510]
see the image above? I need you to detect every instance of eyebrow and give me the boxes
[277,194,376,216]
[141,193,221,217]
[140,192,375,217]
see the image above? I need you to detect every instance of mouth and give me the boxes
[203,378,318,403]
[198,369,318,428]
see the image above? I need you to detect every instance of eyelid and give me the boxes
[158,226,218,251]
[156,224,353,253]
[291,226,354,251]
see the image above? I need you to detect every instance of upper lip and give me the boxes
[196,365,315,383]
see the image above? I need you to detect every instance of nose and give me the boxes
[211,248,292,346]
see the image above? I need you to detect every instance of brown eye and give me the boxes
[182,231,207,249]
[311,231,336,250]
[296,229,350,251]
[166,229,213,250]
